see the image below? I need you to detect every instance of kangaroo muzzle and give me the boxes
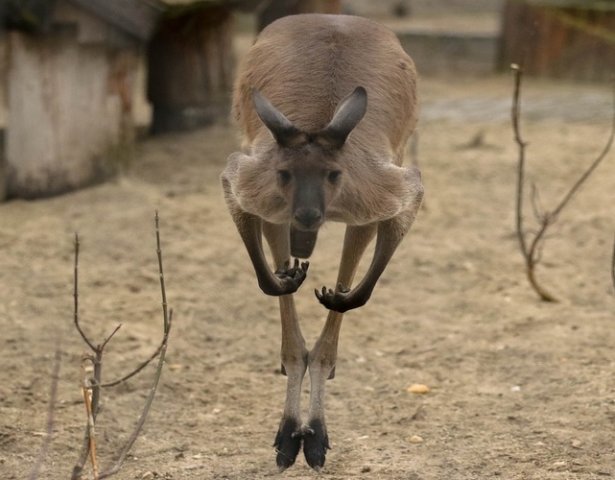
[290,226,318,258]
[293,207,323,230]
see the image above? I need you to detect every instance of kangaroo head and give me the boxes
[252,87,367,235]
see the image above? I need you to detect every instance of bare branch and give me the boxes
[101,212,170,388]
[28,346,61,480]
[155,211,170,331]
[74,233,96,352]
[99,213,172,478]
[72,430,90,479]
[100,324,122,351]
[612,233,615,292]
[100,339,165,388]
[82,357,100,480]
[526,217,557,302]
[510,66,613,302]
[511,64,529,261]
[100,309,173,479]
[530,181,545,222]
[72,353,98,479]
[511,64,555,301]
[550,82,615,221]
[72,212,172,479]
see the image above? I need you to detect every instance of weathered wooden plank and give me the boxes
[0,32,7,201]
[499,1,615,81]
[0,32,7,128]
[54,1,138,47]
[6,30,137,198]
[147,5,234,133]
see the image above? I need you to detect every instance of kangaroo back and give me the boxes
[233,14,418,162]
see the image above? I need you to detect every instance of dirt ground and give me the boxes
[1,59,614,480]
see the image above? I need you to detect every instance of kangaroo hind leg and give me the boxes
[262,222,308,470]
[303,224,377,470]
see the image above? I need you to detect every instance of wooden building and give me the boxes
[1,0,355,199]
[499,0,615,81]
[1,0,161,199]
[147,0,237,133]
[147,0,340,133]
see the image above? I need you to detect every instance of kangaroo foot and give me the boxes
[302,418,330,470]
[273,417,303,470]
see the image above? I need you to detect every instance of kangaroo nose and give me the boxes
[293,208,322,229]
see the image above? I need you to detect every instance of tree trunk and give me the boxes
[147,6,234,134]
[5,30,137,199]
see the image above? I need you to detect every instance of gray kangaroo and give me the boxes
[221,13,423,470]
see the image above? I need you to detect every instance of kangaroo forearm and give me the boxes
[315,262,385,313]
[316,219,401,312]
[235,213,309,296]
[333,256,389,312]
[248,247,288,296]
[234,212,280,293]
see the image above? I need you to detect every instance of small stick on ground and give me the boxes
[611,234,615,292]
[73,234,96,352]
[81,356,100,480]
[28,345,62,480]
[511,64,615,302]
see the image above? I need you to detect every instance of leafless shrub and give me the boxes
[70,212,173,480]
[511,64,615,302]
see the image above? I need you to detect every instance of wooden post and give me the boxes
[147,6,234,134]
[5,29,138,199]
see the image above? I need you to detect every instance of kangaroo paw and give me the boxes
[273,417,302,471]
[302,418,330,470]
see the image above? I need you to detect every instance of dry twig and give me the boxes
[612,234,615,292]
[511,64,615,302]
[71,212,172,479]
[28,345,62,480]
[81,357,100,480]
[98,212,172,478]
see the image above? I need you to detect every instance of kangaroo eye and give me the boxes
[327,170,342,183]
[277,170,292,185]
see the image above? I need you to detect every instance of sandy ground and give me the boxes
[1,69,614,480]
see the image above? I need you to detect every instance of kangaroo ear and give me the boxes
[252,89,305,147]
[317,87,367,149]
